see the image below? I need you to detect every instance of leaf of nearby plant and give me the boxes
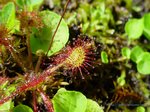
[143,13,150,40]
[125,18,144,40]
[0,100,14,112]
[137,52,150,75]
[52,88,87,112]
[101,51,109,63]
[130,46,144,63]
[16,0,43,11]
[85,99,104,112]
[117,77,126,86]
[0,2,16,30]
[13,104,33,112]
[117,70,126,86]
[121,47,131,59]
[136,106,145,112]
[30,10,69,56]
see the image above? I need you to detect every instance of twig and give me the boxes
[46,0,70,56]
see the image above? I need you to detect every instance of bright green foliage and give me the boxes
[129,46,150,75]
[121,47,131,59]
[16,0,43,11]
[85,99,104,112]
[143,13,150,40]
[137,52,150,75]
[125,12,150,40]
[125,18,144,40]
[52,88,104,112]
[30,10,69,56]
[0,100,14,112]
[52,88,87,112]
[101,51,109,63]
[136,106,145,112]
[130,46,144,63]
[0,79,16,112]
[13,104,33,112]
[0,2,18,32]
[67,0,114,37]
[0,79,16,97]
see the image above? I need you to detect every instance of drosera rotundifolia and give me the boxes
[0,0,97,111]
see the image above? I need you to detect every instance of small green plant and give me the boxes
[101,51,109,64]
[121,45,150,75]
[122,15,150,74]
[125,13,150,40]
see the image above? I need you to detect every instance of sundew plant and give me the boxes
[0,0,150,112]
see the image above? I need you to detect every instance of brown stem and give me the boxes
[46,0,70,56]
[26,32,34,70]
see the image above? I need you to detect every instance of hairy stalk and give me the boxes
[32,91,38,112]
[0,62,64,105]
[37,88,54,112]
[46,0,70,56]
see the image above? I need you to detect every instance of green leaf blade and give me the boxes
[137,52,150,75]
[13,104,33,112]
[130,46,144,63]
[0,2,16,30]
[30,11,69,56]
[52,88,87,112]
[0,100,14,112]
[121,47,131,59]
[125,18,144,40]
[101,51,109,64]
[143,13,150,40]
[85,99,104,112]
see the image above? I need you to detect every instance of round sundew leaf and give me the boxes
[125,18,144,40]
[30,10,69,56]
[52,88,87,112]
[143,13,150,40]
[101,51,109,64]
[13,104,33,112]
[130,46,144,63]
[85,99,104,112]
[137,52,150,75]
